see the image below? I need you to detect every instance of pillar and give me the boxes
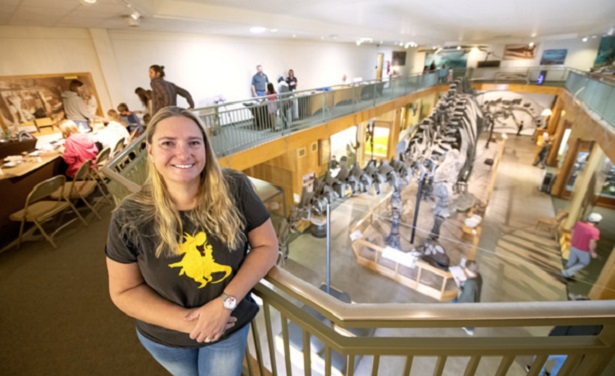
[562,145,606,230]
[589,245,615,300]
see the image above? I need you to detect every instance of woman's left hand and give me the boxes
[184,299,234,343]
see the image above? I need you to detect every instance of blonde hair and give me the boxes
[107,109,120,121]
[127,106,245,257]
[59,120,79,138]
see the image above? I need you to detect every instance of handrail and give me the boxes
[263,266,615,327]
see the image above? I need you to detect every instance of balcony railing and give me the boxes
[102,66,615,375]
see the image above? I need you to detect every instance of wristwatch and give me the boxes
[220,292,238,311]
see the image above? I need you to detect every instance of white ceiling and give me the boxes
[1,0,614,47]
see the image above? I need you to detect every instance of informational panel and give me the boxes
[0,72,100,131]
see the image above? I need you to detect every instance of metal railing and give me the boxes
[102,66,615,375]
[192,73,438,158]
[565,70,615,129]
[245,266,615,376]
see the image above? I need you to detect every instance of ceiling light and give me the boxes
[456,46,461,50]
[591,35,597,39]
[608,28,614,36]
[528,42,535,47]
[130,11,140,21]
[270,29,278,33]
[541,108,552,117]
[80,0,98,4]
[250,26,266,34]
[582,37,588,42]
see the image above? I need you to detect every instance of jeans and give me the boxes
[562,246,591,278]
[137,324,250,376]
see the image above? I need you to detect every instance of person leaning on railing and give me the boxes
[105,106,278,376]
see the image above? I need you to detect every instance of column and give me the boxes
[562,145,606,230]
[589,245,615,300]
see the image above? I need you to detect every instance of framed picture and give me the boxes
[0,72,100,131]
[503,44,538,60]
[319,138,331,166]
[540,49,567,65]
[392,51,407,66]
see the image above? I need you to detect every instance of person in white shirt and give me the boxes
[95,109,130,152]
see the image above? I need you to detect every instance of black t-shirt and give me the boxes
[286,76,298,91]
[105,169,270,347]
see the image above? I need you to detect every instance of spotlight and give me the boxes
[80,0,98,4]
[250,26,266,34]
[130,11,140,21]
[582,37,588,42]
[528,42,535,47]
[128,17,140,27]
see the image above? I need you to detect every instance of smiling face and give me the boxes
[147,116,206,190]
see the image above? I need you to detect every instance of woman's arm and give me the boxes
[106,258,195,333]
[185,218,278,342]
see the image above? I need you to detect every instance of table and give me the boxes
[0,154,63,249]
[0,138,38,159]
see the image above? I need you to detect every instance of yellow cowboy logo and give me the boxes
[169,232,232,288]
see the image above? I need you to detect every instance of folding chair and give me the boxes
[90,147,114,206]
[51,160,106,223]
[112,137,126,156]
[9,175,87,249]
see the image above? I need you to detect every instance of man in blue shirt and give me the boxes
[251,65,269,97]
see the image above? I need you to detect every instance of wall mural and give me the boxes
[0,72,100,131]
[503,44,538,60]
[425,50,468,68]
[540,49,567,65]
[594,36,615,68]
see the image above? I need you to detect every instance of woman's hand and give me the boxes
[184,299,236,343]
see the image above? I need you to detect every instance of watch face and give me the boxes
[224,296,237,310]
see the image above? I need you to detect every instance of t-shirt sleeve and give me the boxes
[228,170,270,233]
[105,210,138,263]
[592,228,600,241]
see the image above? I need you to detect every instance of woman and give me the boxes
[286,69,298,91]
[105,107,278,376]
[59,120,98,179]
[149,65,195,115]
[134,87,153,116]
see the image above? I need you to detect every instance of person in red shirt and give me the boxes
[59,120,98,179]
[561,213,602,280]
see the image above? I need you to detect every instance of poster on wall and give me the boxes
[540,49,567,65]
[425,50,468,68]
[0,72,100,130]
[503,44,538,60]
[594,36,615,68]
[392,51,407,66]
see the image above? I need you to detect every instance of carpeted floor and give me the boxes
[0,205,167,376]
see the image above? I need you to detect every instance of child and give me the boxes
[117,102,144,136]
